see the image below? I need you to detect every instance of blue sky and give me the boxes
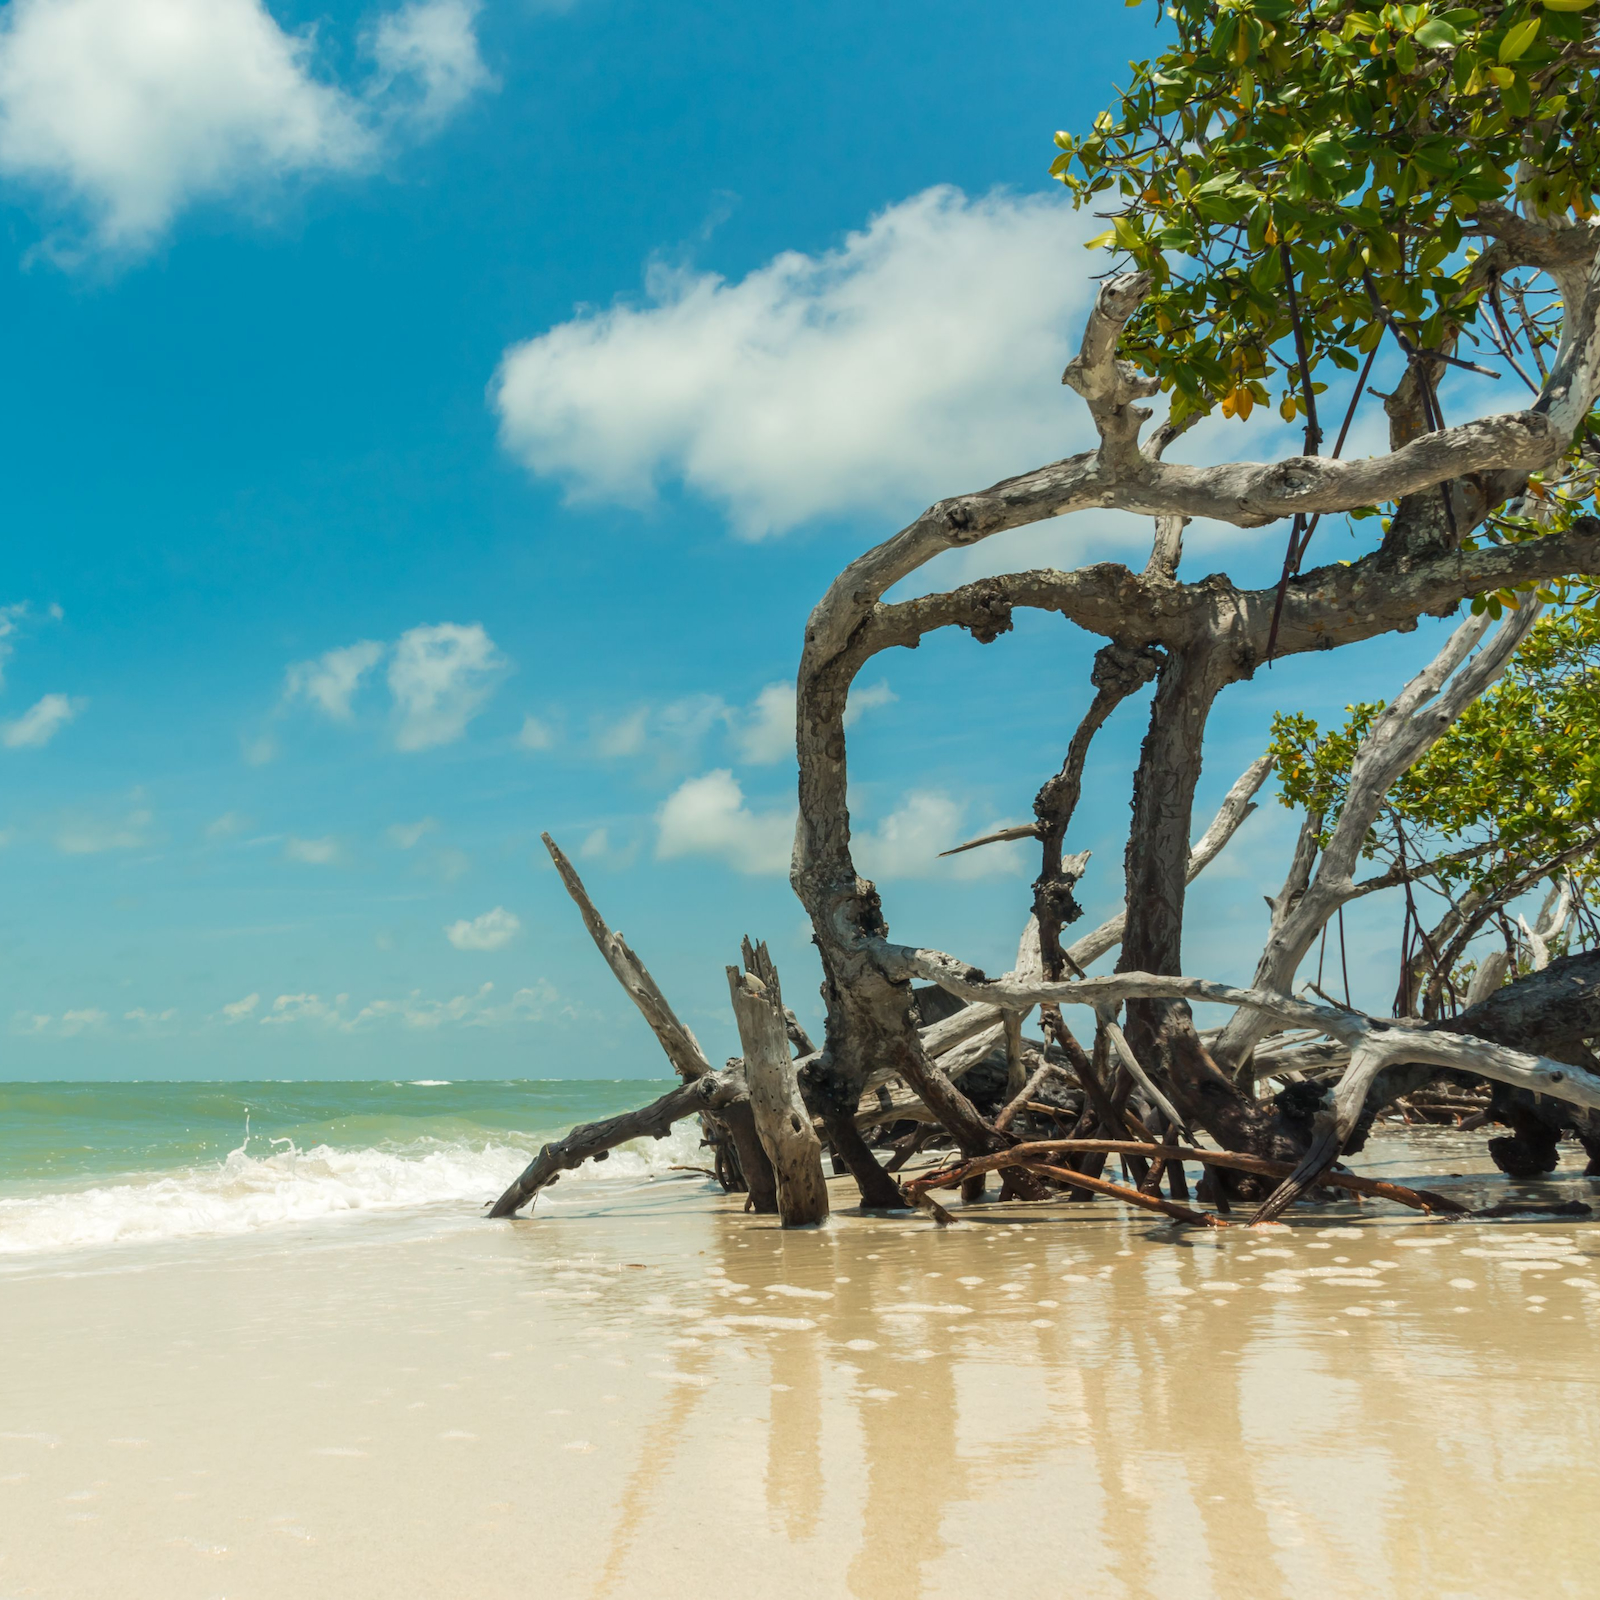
[0,0,1487,1079]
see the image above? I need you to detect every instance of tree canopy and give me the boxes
[1052,0,1600,430]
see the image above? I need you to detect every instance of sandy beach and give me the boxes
[4,1130,1598,1600]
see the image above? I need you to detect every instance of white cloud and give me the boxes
[221,992,260,1023]
[0,0,491,254]
[517,713,555,750]
[261,991,348,1026]
[284,640,384,721]
[658,693,731,745]
[579,827,609,860]
[429,846,472,883]
[369,0,491,127]
[387,816,437,849]
[444,905,521,951]
[844,681,897,727]
[493,186,1101,537]
[388,622,507,751]
[242,732,278,766]
[656,769,794,876]
[254,979,559,1031]
[56,807,152,854]
[0,601,31,688]
[594,706,649,758]
[123,1006,177,1026]
[1,690,81,747]
[206,810,251,839]
[284,834,341,865]
[733,683,794,765]
[855,790,1026,882]
[9,1007,107,1036]
[732,678,892,765]
[57,1007,107,1035]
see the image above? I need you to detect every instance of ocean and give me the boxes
[0,1078,702,1259]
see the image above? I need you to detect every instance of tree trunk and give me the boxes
[727,968,830,1227]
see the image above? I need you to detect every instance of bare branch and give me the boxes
[1211,601,1542,1069]
[542,832,712,1081]
[1064,753,1273,969]
[939,822,1039,857]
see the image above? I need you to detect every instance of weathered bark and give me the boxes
[1033,641,1160,976]
[1064,752,1273,969]
[487,1069,748,1219]
[789,246,1600,1186]
[535,832,778,1212]
[740,936,903,1208]
[909,1138,1468,1217]
[727,965,830,1227]
[1210,601,1543,1071]
[542,832,712,1080]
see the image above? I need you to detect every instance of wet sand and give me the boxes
[3,1130,1599,1600]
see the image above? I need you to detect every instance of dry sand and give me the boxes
[3,1130,1599,1599]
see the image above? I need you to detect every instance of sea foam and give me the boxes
[0,1121,708,1258]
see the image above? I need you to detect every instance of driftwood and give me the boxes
[907,1144,1223,1227]
[542,832,712,1081]
[727,952,830,1228]
[486,210,1600,1245]
[509,836,777,1214]
[488,1069,748,1218]
[1211,604,1543,1075]
[913,1137,1469,1217]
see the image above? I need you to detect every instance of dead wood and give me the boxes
[487,1069,748,1219]
[728,955,831,1227]
[907,1145,1224,1227]
[533,833,777,1211]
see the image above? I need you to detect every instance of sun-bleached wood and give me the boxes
[542,831,712,1081]
[1211,601,1543,1071]
[727,966,830,1227]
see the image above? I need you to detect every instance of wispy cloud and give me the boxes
[388,622,508,751]
[0,691,82,748]
[855,790,1025,882]
[731,678,894,765]
[517,713,555,751]
[56,806,153,854]
[13,1005,108,1036]
[251,979,558,1030]
[284,835,341,865]
[220,992,260,1023]
[284,640,384,720]
[387,817,437,850]
[594,706,649,758]
[444,905,520,950]
[206,810,252,840]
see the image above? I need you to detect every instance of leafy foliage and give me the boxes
[1052,0,1600,426]
[1269,603,1600,897]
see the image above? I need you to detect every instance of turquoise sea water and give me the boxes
[0,1079,696,1258]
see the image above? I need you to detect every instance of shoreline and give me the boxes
[4,1129,1599,1599]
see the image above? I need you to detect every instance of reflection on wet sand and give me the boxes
[2,1130,1598,1599]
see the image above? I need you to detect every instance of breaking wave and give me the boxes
[0,1121,710,1258]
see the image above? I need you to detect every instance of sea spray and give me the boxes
[0,1079,708,1257]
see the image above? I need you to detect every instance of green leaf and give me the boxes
[1497,16,1540,61]
[1414,18,1461,47]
